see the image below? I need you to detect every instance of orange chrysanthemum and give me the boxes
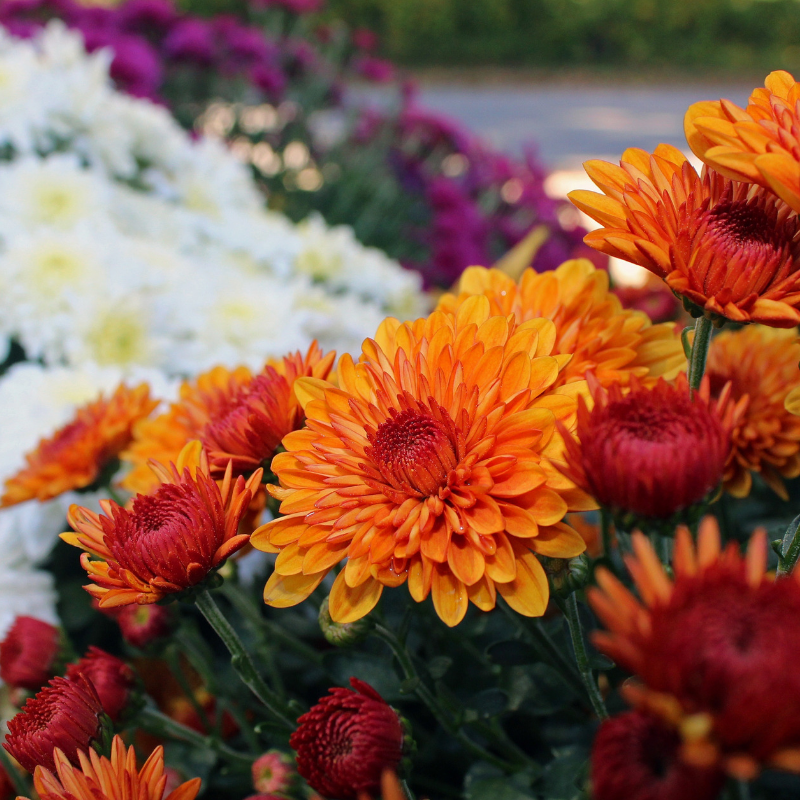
[437,259,685,388]
[569,144,800,327]
[252,300,594,627]
[120,343,333,494]
[202,343,335,477]
[685,71,800,214]
[19,735,200,800]
[2,383,157,507]
[706,325,800,499]
[121,365,252,496]
[63,442,262,607]
[589,517,800,780]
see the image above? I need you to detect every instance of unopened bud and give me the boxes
[319,598,373,646]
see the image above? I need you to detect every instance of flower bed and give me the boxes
[1,21,800,800]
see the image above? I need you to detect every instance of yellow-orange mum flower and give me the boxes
[121,365,252,495]
[121,343,333,494]
[706,325,800,499]
[19,735,200,800]
[63,442,262,607]
[588,517,800,781]
[252,300,594,628]
[686,71,800,213]
[1,383,157,507]
[437,259,685,388]
[569,144,800,327]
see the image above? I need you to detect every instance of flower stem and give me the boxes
[688,316,713,393]
[371,624,523,773]
[138,706,255,767]
[561,593,608,720]
[401,778,416,800]
[194,587,297,731]
[0,742,29,796]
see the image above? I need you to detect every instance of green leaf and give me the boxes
[469,688,509,718]
[538,747,589,800]
[427,655,453,679]
[465,762,536,800]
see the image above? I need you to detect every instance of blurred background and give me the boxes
[3,0,781,298]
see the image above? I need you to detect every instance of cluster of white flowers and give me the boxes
[0,22,425,375]
[0,23,428,635]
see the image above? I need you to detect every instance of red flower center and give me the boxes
[368,407,459,497]
[692,192,800,295]
[643,566,800,758]
[105,477,226,588]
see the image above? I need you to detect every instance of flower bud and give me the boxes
[252,750,295,794]
[116,604,173,648]
[542,555,591,597]
[65,648,139,723]
[318,597,373,646]
[290,678,405,800]
[0,617,65,691]
[4,675,106,773]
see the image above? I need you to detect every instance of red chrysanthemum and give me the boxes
[65,648,137,723]
[62,442,262,607]
[202,343,335,478]
[0,617,62,691]
[290,678,405,800]
[560,374,734,521]
[592,711,725,800]
[116,604,173,648]
[4,675,105,774]
[590,518,800,779]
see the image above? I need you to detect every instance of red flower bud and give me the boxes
[592,711,725,800]
[3,675,105,773]
[65,647,137,723]
[117,604,173,648]
[290,678,404,800]
[560,374,733,522]
[0,617,62,691]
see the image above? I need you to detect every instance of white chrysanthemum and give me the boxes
[0,568,58,638]
[0,154,106,230]
[0,22,427,378]
[296,214,426,315]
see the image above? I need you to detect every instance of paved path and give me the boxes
[414,82,753,170]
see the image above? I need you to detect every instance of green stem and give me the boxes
[401,778,416,800]
[137,707,255,767]
[0,742,29,796]
[688,316,713,393]
[777,513,800,577]
[562,594,608,720]
[194,588,296,731]
[371,625,520,773]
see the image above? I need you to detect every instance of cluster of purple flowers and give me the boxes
[0,0,594,286]
[0,0,305,100]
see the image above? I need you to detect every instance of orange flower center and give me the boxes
[368,407,459,498]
